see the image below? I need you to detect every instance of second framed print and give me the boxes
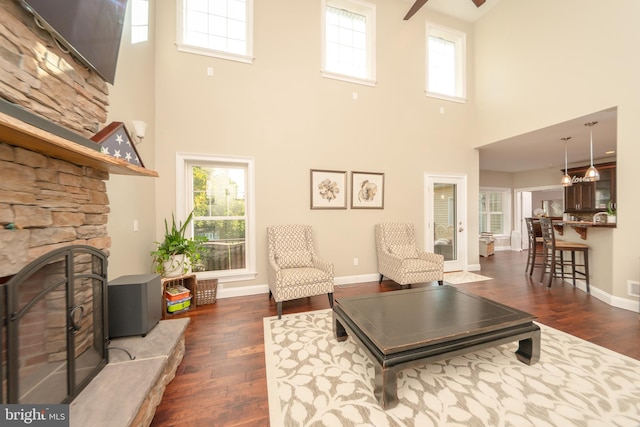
[351,171,384,209]
[310,169,347,209]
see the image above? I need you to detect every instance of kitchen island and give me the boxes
[554,220,616,240]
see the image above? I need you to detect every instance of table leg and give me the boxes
[515,327,541,365]
[374,364,399,409]
[333,314,348,342]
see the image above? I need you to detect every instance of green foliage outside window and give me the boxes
[192,166,246,240]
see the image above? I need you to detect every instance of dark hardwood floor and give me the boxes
[150,250,640,427]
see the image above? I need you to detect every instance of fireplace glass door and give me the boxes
[2,246,108,404]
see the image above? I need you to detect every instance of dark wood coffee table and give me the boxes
[333,285,540,409]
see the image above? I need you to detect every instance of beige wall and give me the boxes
[105,0,638,309]
[106,2,158,279]
[147,0,480,289]
[474,0,640,305]
[479,170,513,188]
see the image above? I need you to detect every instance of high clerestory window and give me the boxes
[321,0,376,86]
[177,0,254,64]
[131,0,149,44]
[426,22,466,102]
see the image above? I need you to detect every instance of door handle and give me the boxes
[70,305,84,333]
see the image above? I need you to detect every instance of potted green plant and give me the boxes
[151,211,206,277]
[606,201,617,224]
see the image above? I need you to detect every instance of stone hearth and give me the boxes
[70,318,189,427]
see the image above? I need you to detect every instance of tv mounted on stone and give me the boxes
[18,0,129,84]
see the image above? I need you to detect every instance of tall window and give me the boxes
[426,23,466,102]
[131,0,149,44]
[177,154,256,281]
[322,0,376,86]
[479,189,509,235]
[177,0,254,64]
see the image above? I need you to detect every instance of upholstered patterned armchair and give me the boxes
[375,222,444,287]
[267,225,334,319]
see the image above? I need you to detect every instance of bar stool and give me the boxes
[524,217,544,276]
[539,217,590,292]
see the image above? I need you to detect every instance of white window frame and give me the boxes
[479,187,511,238]
[426,22,466,103]
[176,153,256,282]
[321,0,376,87]
[176,0,254,64]
[131,0,149,44]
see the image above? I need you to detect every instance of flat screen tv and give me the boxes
[18,0,129,84]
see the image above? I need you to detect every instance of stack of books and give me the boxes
[165,285,192,314]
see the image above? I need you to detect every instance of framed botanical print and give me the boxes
[310,169,347,209]
[351,171,384,209]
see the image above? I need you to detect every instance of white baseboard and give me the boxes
[467,264,481,272]
[217,283,269,299]
[335,273,379,286]
[215,273,640,314]
[216,274,379,299]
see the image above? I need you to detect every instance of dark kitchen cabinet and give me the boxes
[565,183,595,211]
[564,162,616,213]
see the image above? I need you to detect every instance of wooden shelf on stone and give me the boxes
[0,111,158,177]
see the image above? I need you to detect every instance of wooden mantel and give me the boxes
[0,111,158,178]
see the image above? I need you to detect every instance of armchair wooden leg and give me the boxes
[328,293,334,308]
[268,290,272,299]
[277,302,282,319]
[378,274,383,285]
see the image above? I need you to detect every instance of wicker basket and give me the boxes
[196,278,218,305]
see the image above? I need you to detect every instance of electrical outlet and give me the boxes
[353,258,359,266]
[133,219,139,232]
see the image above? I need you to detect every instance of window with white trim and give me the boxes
[321,0,376,86]
[131,0,149,44]
[177,0,254,64]
[177,153,256,282]
[426,23,466,102]
[479,188,510,236]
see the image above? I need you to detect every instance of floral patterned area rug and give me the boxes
[443,271,492,284]
[264,309,640,427]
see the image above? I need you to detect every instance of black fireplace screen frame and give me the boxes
[1,245,109,404]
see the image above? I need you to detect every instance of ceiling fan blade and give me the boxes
[404,0,429,20]
[472,0,486,7]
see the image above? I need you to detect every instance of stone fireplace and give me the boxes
[0,0,134,277]
[0,0,159,413]
[2,245,108,404]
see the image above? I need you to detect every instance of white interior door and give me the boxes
[425,173,467,272]
[520,191,532,249]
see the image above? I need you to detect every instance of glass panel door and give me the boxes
[433,183,456,262]
[425,174,466,272]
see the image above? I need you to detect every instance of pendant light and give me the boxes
[560,136,572,186]
[584,121,600,182]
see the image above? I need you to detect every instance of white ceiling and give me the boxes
[418,0,503,22]
[478,108,617,173]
